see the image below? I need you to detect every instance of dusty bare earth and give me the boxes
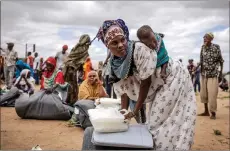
[1,89,229,150]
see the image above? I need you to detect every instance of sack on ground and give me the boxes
[15,90,72,120]
[73,100,96,129]
[0,87,20,107]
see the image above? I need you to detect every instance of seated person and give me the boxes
[14,57,71,121]
[40,57,68,93]
[219,78,229,92]
[78,70,108,100]
[14,69,35,95]
[67,71,108,127]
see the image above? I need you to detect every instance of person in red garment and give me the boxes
[40,57,68,93]
[26,52,34,69]
[83,57,93,80]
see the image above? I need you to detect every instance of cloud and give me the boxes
[1,1,229,72]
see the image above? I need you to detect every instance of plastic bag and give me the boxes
[88,108,129,133]
[95,98,121,110]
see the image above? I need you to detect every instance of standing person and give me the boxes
[55,45,69,70]
[98,61,103,71]
[77,64,84,85]
[33,52,40,85]
[98,69,103,85]
[103,51,117,98]
[26,52,34,69]
[62,34,91,105]
[0,43,18,89]
[0,55,4,83]
[39,57,44,78]
[103,51,112,97]
[187,59,196,83]
[83,57,93,80]
[199,33,224,119]
[194,62,201,94]
[82,19,197,150]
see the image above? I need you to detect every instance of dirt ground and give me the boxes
[0,90,229,150]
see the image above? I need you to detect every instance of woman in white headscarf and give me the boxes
[14,69,35,95]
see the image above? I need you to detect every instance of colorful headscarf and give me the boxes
[62,45,68,50]
[41,57,67,89]
[43,57,57,78]
[104,26,125,46]
[96,19,129,45]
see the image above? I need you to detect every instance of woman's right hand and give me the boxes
[45,88,53,94]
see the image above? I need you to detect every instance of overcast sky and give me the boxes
[1,1,229,71]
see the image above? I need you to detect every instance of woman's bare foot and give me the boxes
[198,112,210,116]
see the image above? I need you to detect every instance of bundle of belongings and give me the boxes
[15,86,73,120]
[62,34,91,106]
[67,98,121,129]
[0,87,20,107]
[83,98,154,150]
[1,69,35,107]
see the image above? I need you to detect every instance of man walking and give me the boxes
[187,59,196,83]
[194,62,201,94]
[55,45,69,70]
[0,43,18,89]
[199,33,224,120]
[26,51,34,69]
[33,52,40,85]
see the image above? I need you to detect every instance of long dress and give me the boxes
[113,42,197,150]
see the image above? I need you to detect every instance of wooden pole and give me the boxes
[33,44,36,53]
[25,43,27,58]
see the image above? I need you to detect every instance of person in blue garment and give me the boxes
[15,60,34,79]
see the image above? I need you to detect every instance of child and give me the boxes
[14,69,35,95]
[137,25,169,83]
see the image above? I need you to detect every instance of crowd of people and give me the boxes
[0,43,121,104]
[0,18,228,150]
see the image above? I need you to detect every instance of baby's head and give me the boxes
[137,25,157,49]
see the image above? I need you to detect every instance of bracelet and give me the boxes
[131,111,137,118]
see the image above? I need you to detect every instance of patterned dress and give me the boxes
[113,42,197,150]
